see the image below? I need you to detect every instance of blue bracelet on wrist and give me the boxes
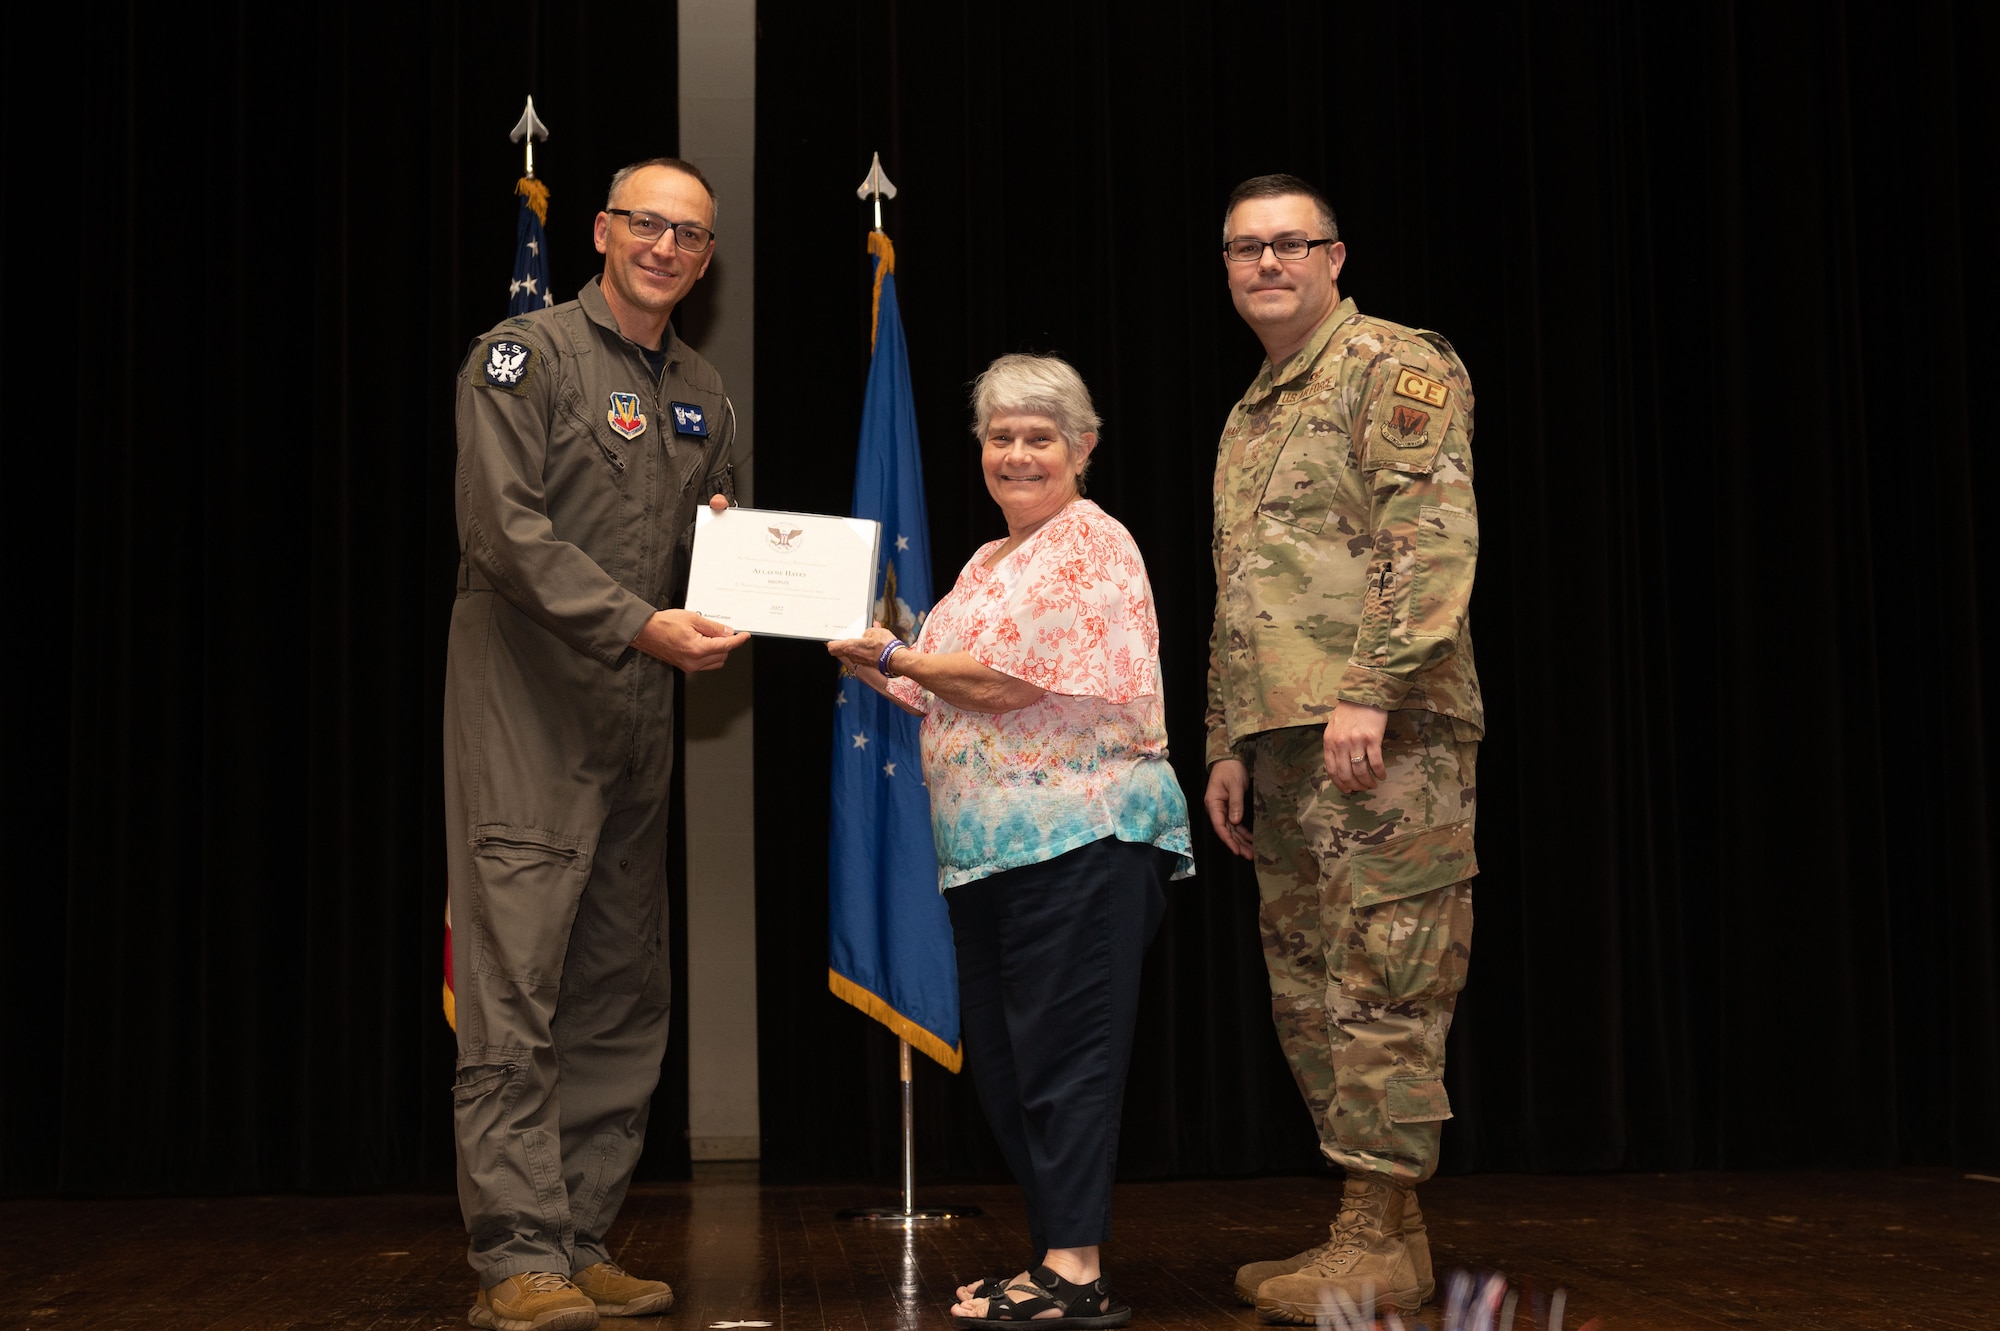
[877,639,907,676]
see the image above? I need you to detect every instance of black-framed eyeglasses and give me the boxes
[1223,237,1336,263]
[606,209,715,253]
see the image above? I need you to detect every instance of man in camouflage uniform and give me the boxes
[1203,174,1482,1319]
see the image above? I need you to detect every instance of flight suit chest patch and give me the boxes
[671,401,709,436]
[606,392,647,440]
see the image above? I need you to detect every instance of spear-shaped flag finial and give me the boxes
[856,151,897,232]
[507,98,553,317]
[510,95,551,180]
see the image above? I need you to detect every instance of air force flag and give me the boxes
[826,230,960,1071]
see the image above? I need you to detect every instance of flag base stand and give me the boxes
[836,1204,979,1220]
[838,1038,983,1222]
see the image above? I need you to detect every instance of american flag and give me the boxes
[509,176,553,315]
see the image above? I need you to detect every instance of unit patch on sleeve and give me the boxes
[671,401,710,437]
[1364,375,1452,474]
[1393,368,1450,409]
[607,393,648,440]
[482,340,534,394]
[1387,404,1432,442]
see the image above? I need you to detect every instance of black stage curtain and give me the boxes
[751,1,1999,1183]
[0,0,691,1195]
[3,1,1994,1199]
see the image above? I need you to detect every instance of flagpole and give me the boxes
[509,96,549,178]
[835,152,977,1226]
[898,1038,917,1210]
[453,94,561,1025]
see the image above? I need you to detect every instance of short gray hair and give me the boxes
[969,354,1103,477]
[605,157,718,220]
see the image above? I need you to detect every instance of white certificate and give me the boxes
[684,506,881,641]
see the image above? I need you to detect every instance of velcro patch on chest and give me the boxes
[1393,367,1450,409]
[480,340,535,396]
[606,392,648,440]
[670,401,710,436]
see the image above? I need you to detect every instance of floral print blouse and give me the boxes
[888,500,1194,890]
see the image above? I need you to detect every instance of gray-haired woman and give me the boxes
[829,353,1193,1328]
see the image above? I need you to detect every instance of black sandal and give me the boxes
[957,1273,1015,1302]
[953,1263,1132,1329]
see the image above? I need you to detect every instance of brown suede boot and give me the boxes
[468,1272,599,1331]
[1254,1175,1421,1321]
[1404,1189,1435,1303]
[1233,1187,1434,1306]
[572,1261,673,1317]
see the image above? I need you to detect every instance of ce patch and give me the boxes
[481,340,535,396]
[671,401,709,436]
[1393,367,1450,409]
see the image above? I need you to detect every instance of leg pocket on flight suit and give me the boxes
[470,824,592,985]
[451,1059,522,1107]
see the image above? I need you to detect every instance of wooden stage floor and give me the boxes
[7,1169,1994,1329]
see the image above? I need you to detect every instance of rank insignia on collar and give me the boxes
[607,392,648,440]
[671,401,709,436]
[483,340,531,389]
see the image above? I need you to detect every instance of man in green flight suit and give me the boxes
[446,157,748,1331]
[1204,174,1484,1320]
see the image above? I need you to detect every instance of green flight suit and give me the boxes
[444,276,733,1282]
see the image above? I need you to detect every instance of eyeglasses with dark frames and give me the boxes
[606,209,715,254]
[1222,237,1336,263]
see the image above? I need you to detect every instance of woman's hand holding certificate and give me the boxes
[683,506,882,640]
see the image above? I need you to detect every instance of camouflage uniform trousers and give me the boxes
[1250,710,1477,1185]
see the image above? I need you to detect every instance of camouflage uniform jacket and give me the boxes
[1206,297,1482,767]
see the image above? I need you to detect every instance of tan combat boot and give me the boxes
[1233,1187,1434,1306]
[573,1261,674,1317]
[468,1271,599,1330]
[1405,1189,1435,1303]
[1254,1174,1421,1321]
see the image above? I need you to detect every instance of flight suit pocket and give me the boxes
[470,825,591,985]
[559,394,629,477]
[1347,819,1477,910]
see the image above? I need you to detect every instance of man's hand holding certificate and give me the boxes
[684,506,882,641]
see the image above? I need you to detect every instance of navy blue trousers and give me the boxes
[947,836,1170,1252]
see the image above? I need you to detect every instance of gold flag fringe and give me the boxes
[517,176,550,226]
[828,968,963,1072]
[868,230,896,352]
